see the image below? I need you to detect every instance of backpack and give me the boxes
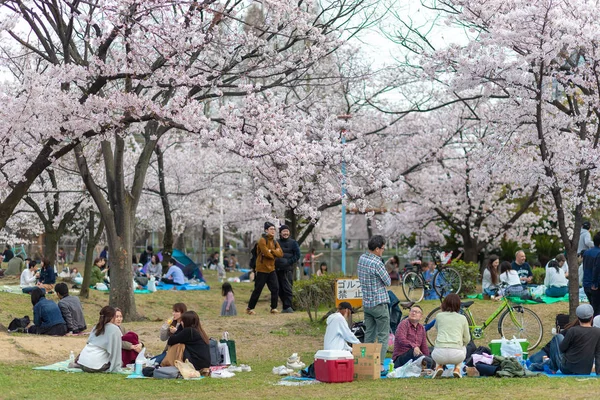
[8,316,30,332]
[209,338,221,366]
[153,366,180,379]
[249,242,258,270]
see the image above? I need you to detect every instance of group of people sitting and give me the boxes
[481,250,571,299]
[323,294,470,378]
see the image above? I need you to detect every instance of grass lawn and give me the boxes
[0,265,594,399]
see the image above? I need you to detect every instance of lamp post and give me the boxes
[338,114,351,276]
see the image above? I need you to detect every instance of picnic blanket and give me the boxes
[156,282,210,291]
[276,376,321,386]
[126,373,205,380]
[34,359,131,375]
[467,293,570,304]
[541,372,600,378]
[93,287,153,294]
[0,285,28,294]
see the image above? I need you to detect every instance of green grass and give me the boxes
[0,267,592,399]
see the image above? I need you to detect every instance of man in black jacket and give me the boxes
[276,225,301,313]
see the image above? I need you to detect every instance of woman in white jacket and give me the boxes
[544,260,568,297]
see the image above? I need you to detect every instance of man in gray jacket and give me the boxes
[578,221,594,254]
[55,283,87,334]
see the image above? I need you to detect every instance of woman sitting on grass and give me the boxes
[482,255,500,298]
[544,260,568,298]
[151,302,188,365]
[27,287,67,336]
[499,261,528,297]
[114,308,143,367]
[75,306,122,373]
[161,311,211,372]
[431,293,470,379]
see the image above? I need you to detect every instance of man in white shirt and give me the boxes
[324,302,360,351]
[20,261,38,288]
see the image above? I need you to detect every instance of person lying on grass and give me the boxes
[74,306,122,373]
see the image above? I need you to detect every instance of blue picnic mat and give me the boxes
[126,373,205,380]
[541,372,600,378]
[34,359,131,375]
[157,282,210,291]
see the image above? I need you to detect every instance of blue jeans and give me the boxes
[548,334,565,373]
[483,288,497,297]
[545,286,568,298]
[527,349,548,371]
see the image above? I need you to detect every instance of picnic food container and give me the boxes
[314,350,354,383]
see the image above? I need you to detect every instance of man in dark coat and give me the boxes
[275,224,301,313]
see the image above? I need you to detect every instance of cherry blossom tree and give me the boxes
[390,0,600,315]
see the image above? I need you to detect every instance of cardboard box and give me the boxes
[352,343,381,380]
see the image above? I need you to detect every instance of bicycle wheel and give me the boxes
[433,267,462,298]
[498,306,543,351]
[402,272,425,302]
[424,306,474,347]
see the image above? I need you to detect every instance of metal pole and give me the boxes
[219,199,224,268]
[338,114,351,276]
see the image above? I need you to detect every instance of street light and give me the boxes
[337,114,351,276]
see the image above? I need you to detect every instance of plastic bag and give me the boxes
[147,276,157,292]
[530,285,545,298]
[95,282,108,291]
[500,336,522,358]
[175,359,200,379]
[388,356,424,378]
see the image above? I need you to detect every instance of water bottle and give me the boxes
[69,351,75,364]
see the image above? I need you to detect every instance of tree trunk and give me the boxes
[155,145,173,272]
[285,207,298,240]
[43,231,59,266]
[73,234,83,263]
[461,237,479,264]
[366,217,373,240]
[80,211,104,299]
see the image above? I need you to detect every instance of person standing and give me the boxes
[582,232,600,317]
[357,235,390,373]
[246,222,283,315]
[511,250,532,285]
[275,224,300,314]
[139,245,153,267]
[578,221,594,254]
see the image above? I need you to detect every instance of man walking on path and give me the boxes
[275,224,300,313]
[357,235,391,373]
[247,222,283,315]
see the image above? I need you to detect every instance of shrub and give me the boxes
[532,267,546,285]
[448,260,480,297]
[292,274,342,321]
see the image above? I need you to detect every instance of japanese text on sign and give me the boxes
[336,278,363,308]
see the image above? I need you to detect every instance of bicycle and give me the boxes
[401,249,462,302]
[424,295,544,351]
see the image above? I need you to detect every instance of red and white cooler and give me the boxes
[314,350,354,383]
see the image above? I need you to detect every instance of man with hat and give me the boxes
[275,224,301,313]
[546,303,600,375]
[246,222,283,315]
[324,302,360,351]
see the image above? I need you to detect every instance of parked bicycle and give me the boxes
[401,249,462,302]
[424,294,544,351]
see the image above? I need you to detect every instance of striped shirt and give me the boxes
[357,252,390,308]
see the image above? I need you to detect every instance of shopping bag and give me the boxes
[500,336,523,358]
[217,342,231,365]
[220,331,237,365]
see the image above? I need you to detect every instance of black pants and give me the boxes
[28,323,67,336]
[161,278,182,285]
[393,348,435,369]
[276,269,293,310]
[585,287,600,316]
[247,271,279,310]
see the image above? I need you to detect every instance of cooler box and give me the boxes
[489,339,529,360]
[314,350,354,383]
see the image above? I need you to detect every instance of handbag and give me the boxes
[220,331,237,365]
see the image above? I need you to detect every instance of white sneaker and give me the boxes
[212,370,235,378]
[227,365,242,372]
[272,365,293,375]
[287,353,299,363]
[286,361,306,370]
[240,364,252,372]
